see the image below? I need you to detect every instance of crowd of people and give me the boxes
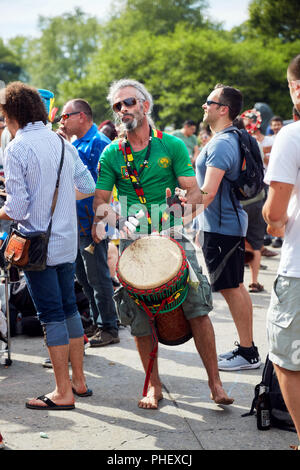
[0,52,300,450]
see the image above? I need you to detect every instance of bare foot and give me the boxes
[210,384,234,405]
[138,386,163,410]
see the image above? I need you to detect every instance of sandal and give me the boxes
[249,283,264,293]
[25,395,75,410]
[72,387,93,397]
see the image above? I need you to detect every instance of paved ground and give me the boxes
[0,244,297,452]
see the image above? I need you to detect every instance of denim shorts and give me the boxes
[24,263,84,346]
[267,275,300,371]
[114,237,213,337]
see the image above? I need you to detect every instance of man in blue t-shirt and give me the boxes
[59,99,120,347]
[186,84,261,371]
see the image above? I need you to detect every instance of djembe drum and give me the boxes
[117,235,193,396]
[116,235,192,345]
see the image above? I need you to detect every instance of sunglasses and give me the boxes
[112,97,143,113]
[205,100,230,109]
[60,111,81,121]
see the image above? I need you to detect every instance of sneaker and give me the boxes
[218,348,261,371]
[89,330,120,347]
[218,341,240,361]
[272,237,283,248]
[42,358,53,368]
[84,324,99,338]
[0,433,4,449]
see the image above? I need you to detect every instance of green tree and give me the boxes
[62,25,296,127]
[248,0,300,42]
[103,0,213,39]
[24,8,102,97]
[0,38,22,84]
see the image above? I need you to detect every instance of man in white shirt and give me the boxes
[0,82,95,411]
[263,54,300,447]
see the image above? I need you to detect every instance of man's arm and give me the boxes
[75,189,95,200]
[262,181,294,237]
[180,167,225,209]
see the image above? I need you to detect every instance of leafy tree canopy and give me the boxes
[23,7,102,95]
[248,0,300,42]
[0,38,22,84]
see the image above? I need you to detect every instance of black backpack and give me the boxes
[218,127,265,227]
[224,127,265,201]
[242,355,296,432]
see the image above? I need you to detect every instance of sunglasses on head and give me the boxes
[112,97,143,113]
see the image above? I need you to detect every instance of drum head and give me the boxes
[117,236,183,290]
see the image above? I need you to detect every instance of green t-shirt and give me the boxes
[172,130,198,159]
[96,131,195,232]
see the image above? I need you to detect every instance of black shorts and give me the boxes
[243,200,266,251]
[202,232,245,292]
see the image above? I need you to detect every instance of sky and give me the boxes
[0,0,251,42]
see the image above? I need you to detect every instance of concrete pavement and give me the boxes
[0,244,297,452]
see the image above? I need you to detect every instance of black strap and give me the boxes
[46,134,65,234]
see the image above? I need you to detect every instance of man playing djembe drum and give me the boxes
[91,79,233,409]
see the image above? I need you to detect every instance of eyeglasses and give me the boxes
[60,111,81,121]
[112,97,143,113]
[205,100,230,109]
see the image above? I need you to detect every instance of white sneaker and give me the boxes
[218,341,240,361]
[218,352,261,371]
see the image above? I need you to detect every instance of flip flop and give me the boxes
[25,395,75,410]
[72,387,93,397]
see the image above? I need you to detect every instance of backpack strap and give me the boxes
[217,127,242,228]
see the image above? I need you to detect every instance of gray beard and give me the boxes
[124,117,138,131]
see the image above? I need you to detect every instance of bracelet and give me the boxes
[93,221,103,225]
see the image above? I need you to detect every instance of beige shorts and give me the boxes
[267,275,300,371]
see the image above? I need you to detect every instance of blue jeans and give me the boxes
[24,262,84,347]
[77,236,118,332]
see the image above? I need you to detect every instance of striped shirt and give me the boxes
[3,122,95,265]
